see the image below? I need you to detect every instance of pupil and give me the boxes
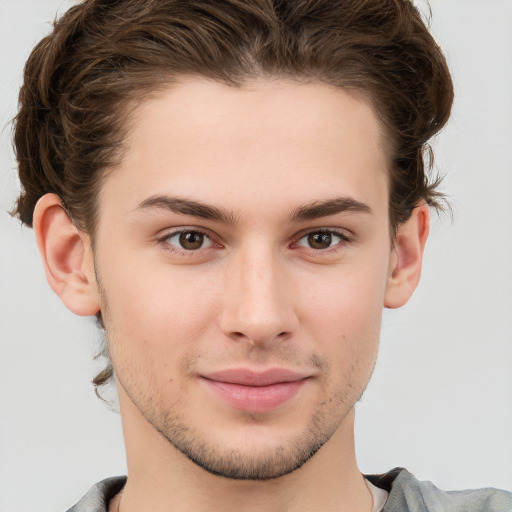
[179,231,204,250]
[308,232,331,249]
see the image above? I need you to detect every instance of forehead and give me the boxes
[99,78,390,222]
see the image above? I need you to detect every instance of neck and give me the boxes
[117,390,371,512]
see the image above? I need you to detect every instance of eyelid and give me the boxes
[157,227,222,252]
[292,227,353,251]
[155,226,352,255]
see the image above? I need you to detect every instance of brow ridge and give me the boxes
[137,195,236,224]
[290,197,372,222]
[137,194,370,224]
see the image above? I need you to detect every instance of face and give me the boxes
[93,78,394,479]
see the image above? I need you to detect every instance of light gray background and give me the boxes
[1,1,511,510]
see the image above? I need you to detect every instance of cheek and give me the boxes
[298,260,387,333]
[295,260,388,375]
[96,252,222,367]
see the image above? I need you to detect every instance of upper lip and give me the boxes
[201,368,309,387]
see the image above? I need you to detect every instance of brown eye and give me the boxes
[163,230,214,251]
[296,230,348,251]
[178,231,205,250]
[307,232,333,249]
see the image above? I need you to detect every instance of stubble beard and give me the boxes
[142,394,343,480]
[115,359,361,481]
[98,279,371,482]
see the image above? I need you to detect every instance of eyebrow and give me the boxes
[136,194,371,224]
[136,195,237,224]
[289,197,372,222]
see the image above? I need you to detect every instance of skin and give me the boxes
[34,78,429,512]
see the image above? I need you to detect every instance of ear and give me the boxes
[33,193,100,316]
[384,203,430,309]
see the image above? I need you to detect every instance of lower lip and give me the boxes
[202,378,307,413]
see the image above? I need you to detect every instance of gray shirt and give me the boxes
[67,468,512,512]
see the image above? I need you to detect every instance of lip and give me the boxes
[200,368,309,413]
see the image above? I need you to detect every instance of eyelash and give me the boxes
[158,228,218,254]
[293,229,352,254]
[157,228,352,255]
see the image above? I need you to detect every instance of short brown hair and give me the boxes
[13,0,454,391]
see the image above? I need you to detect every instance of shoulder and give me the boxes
[367,468,512,512]
[66,476,126,512]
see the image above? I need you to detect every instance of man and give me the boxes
[6,0,512,511]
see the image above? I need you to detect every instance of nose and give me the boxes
[219,246,298,346]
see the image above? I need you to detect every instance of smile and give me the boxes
[201,368,310,413]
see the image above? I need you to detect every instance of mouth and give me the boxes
[200,368,310,413]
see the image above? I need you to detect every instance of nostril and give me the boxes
[275,332,290,341]
[229,331,289,344]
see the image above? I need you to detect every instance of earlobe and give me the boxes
[384,203,430,309]
[33,193,100,316]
